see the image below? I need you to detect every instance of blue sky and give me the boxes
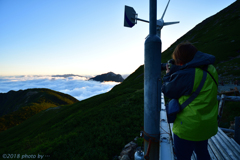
[0,0,236,76]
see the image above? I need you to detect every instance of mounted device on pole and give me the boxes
[124,6,137,28]
[124,0,179,37]
[156,0,179,38]
[124,0,179,159]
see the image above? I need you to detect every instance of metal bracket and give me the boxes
[142,130,160,142]
[160,137,170,144]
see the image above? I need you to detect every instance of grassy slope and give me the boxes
[0,66,144,160]
[0,88,78,132]
[0,88,78,116]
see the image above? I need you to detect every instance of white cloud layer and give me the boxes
[0,75,120,101]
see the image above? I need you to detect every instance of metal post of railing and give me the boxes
[143,0,161,159]
[234,117,240,144]
[218,94,226,125]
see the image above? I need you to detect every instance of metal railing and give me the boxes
[159,93,174,160]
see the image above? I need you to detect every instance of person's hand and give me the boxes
[166,64,170,73]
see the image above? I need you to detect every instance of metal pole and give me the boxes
[157,27,161,38]
[149,0,157,36]
[218,94,225,125]
[136,17,150,23]
[234,117,240,144]
[144,0,161,159]
[156,27,161,52]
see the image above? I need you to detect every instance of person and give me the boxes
[162,42,218,160]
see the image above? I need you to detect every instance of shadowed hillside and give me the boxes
[0,88,78,132]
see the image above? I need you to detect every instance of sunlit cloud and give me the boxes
[0,75,120,101]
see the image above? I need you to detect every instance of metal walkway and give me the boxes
[202,127,240,160]
[160,93,240,160]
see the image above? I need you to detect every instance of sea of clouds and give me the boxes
[0,75,121,101]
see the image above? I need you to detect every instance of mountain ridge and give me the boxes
[89,71,124,82]
[0,88,78,132]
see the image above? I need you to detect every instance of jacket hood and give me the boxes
[166,51,216,75]
[182,51,215,69]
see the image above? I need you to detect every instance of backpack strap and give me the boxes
[180,70,207,110]
[199,65,218,88]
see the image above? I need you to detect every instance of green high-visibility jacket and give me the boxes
[162,51,218,141]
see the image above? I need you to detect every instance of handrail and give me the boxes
[159,93,175,160]
[217,95,240,101]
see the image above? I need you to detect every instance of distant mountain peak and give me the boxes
[52,74,83,78]
[89,72,124,82]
